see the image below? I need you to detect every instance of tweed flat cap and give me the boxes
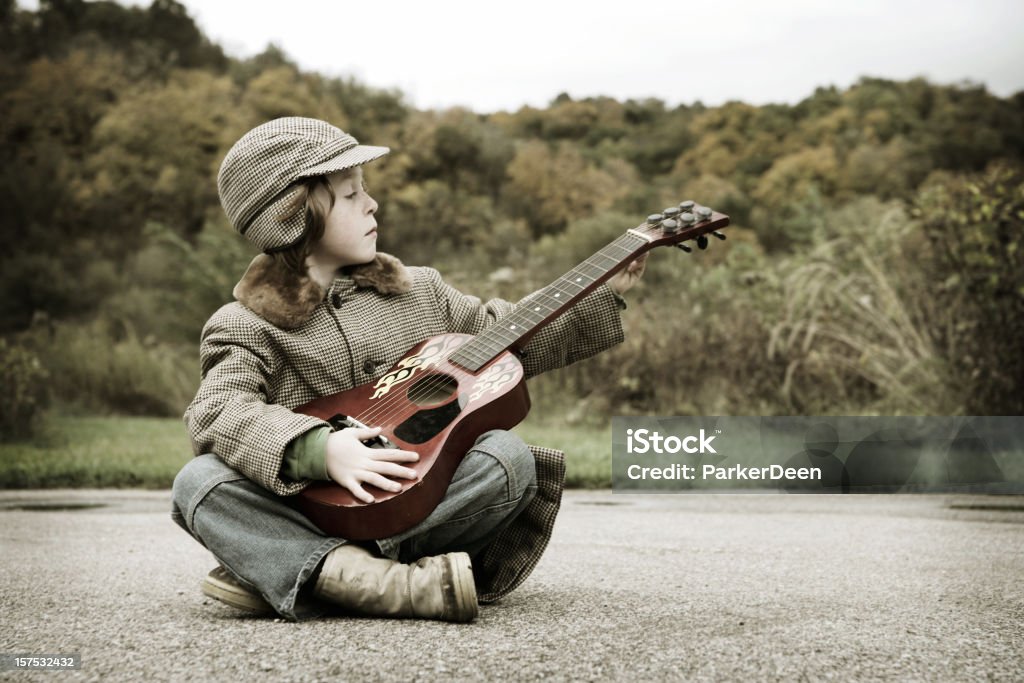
[218,117,389,252]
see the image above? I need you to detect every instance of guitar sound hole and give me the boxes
[407,373,459,407]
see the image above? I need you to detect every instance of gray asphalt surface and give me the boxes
[1,490,1022,682]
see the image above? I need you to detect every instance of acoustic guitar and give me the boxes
[293,202,730,540]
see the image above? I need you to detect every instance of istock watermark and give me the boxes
[611,416,1024,493]
[625,428,718,455]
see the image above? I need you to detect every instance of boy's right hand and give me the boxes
[324,427,420,504]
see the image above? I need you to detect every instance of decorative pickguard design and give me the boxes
[468,358,522,403]
[371,336,467,399]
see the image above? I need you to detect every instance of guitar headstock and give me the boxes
[628,201,730,253]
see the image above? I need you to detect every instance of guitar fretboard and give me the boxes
[450,232,649,372]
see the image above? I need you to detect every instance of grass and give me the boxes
[514,416,612,488]
[0,413,613,489]
[4,414,1019,493]
[0,415,194,488]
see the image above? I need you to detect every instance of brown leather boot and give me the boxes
[313,545,478,623]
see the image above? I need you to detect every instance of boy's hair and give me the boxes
[272,173,339,274]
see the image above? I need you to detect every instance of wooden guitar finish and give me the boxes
[293,335,530,540]
[293,203,730,540]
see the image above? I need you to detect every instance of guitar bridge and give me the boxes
[326,413,395,449]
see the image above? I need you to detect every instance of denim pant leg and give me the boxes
[170,454,344,622]
[171,430,536,620]
[376,429,538,563]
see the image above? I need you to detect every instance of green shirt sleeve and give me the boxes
[280,426,331,481]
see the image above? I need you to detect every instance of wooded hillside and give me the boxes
[2,0,1022,438]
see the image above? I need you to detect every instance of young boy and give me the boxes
[172,117,645,622]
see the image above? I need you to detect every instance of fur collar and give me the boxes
[232,252,413,329]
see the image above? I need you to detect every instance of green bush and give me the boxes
[914,162,1024,413]
[26,319,197,417]
[0,338,49,440]
[104,220,254,346]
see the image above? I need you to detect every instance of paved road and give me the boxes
[1,490,1022,682]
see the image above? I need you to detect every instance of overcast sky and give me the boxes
[23,0,1024,112]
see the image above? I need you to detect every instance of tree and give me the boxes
[84,70,240,239]
[240,66,347,126]
[505,141,624,236]
[0,48,130,330]
[751,146,839,250]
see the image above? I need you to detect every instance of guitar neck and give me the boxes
[449,231,650,372]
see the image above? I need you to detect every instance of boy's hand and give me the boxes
[608,254,648,296]
[324,427,419,504]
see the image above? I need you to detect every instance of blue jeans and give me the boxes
[171,429,537,621]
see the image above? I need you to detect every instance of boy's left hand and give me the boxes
[608,254,648,296]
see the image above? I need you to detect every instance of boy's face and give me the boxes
[310,168,379,268]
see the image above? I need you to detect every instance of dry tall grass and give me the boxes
[769,205,959,414]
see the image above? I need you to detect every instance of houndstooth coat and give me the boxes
[184,252,624,601]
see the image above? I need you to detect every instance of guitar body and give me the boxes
[293,333,531,541]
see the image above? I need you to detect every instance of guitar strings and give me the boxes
[350,236,644,432]
[352,229,668,431]
[358,237,640,425]
[353,217,719,432]
[350,244,633,432]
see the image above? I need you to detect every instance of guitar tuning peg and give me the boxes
[696,206,713,221]
[679,200,695,212]
[712,231,726,240]
[662,218,679,233]
[647,214,664,225]
[662,207,680,218]
[679,212,695,226]
[697,235,709,250]
[676,243,692,253]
